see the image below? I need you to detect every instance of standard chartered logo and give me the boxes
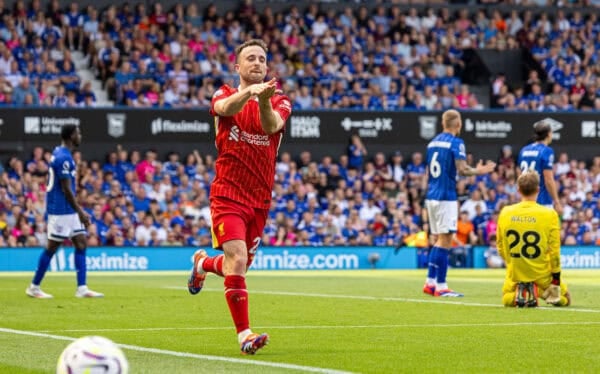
[251,250,359,270]
[50,250,149,271]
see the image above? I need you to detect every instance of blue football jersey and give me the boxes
[47,146,77,215]
[518,142,554,205]
[426,132,466,201]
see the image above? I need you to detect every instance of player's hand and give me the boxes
[476,160,497,175]
[542,285,561,304]
[257,78,278,102]
[249,78,276,97]
[248,83,264,96]
[78,211,91,228]
[553,202,564,217]
[258,85,277,102]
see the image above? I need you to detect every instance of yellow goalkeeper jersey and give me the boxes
[496,201,561,282]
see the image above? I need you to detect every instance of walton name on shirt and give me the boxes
[511,216,537,223]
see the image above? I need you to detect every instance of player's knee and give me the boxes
[45,247,59,255]
[72,235,87,250]
[47,240,62,252]
[227,252,247,266]
[223,241,248,266]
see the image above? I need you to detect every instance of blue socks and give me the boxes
[436,247,450,285]
[75,249,87,287]
[32,250,54,286]
[427,246,439,280]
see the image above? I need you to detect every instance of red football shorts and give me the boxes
[210,196,268,267]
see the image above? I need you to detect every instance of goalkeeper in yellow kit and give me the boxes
[496,170,571,307]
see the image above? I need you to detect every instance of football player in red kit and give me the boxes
[187,39,291,354]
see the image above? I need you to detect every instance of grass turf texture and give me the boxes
[1,269,600,373]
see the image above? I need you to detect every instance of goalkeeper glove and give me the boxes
[543,285,561,304]
[543,273,561,304]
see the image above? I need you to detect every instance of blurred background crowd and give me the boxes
[0,0,598,110]
[2,139,600,249]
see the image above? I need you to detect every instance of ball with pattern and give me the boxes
[56,336,129,374]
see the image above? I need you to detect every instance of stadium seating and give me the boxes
[2,145,600,248]
[0,2,597,109]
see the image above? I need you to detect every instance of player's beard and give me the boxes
[243,70,266,85]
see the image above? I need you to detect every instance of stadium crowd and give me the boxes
[2,142,600,249]
[0,1,598,109]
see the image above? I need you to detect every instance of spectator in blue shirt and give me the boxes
[347,133,367,171]
[13,77,39,105]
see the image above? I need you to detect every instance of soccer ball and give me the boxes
[57,336,129,374]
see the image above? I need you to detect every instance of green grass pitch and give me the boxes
[2,269,600,373]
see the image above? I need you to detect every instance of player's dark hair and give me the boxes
[235,39,268,62]
[517,170,540,197]
[533,120,551,141]
[61,124,78,141]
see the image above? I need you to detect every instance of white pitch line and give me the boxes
[0,327,351,374]
[165,286,600,313]
[38,321,600,334]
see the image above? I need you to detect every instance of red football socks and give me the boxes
[224,275,250,333]
[202,254,224,277]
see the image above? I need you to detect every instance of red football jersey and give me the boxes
[209,84,292,209]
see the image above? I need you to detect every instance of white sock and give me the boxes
[238,329,253,344]
[196,257,206,273]
[436,283,448,291]
[426,278,436,286]
[77,285,88,292]
[30,284,39,289]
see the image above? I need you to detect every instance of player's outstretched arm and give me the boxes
[258,98,285,135]
[213,79,279,119]
[474,160,497,175]
[257,79,286,134]
[456,159,497,177]
[213,88,254,117]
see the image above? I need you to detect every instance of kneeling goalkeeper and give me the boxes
[496,170,571,307]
